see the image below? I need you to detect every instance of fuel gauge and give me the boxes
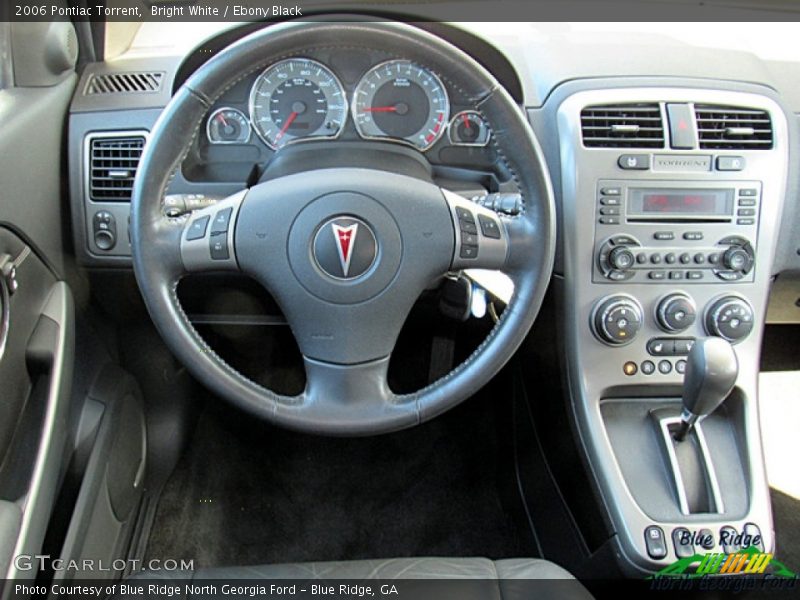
[449,110,490,147]
[206,107,251,145]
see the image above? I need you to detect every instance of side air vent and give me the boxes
[88,135,146,202]
[581,103,665,148]
[85,72,164,95]
[695,105,773,150]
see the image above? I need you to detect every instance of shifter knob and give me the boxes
[674,337,738,441]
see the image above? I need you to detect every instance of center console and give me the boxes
[556,86,789,574]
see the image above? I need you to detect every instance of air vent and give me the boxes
[581,104,665,148]
[695,105,773,150]
[85,72,164,95]
[88,135,146,202]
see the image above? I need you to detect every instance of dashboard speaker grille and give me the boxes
[695,105,773,150]
[581,103,665,148]
[89,136,146,202]
[85,72,164,95]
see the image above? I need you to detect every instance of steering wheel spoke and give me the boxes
[180,189,247,273]
[274,356,416,435]
[442,187,508,271]
[442,187,538,279]
[304,356,391,405]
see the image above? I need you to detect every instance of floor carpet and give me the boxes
[145,389,531,568]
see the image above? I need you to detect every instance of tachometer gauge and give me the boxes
[352,60,449,151]
[249,58,347,149]
[449,110,490,147]
[206,107,251,144]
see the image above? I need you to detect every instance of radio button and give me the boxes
[654,231,675,241]
[694,253,706,264]
[650,253,663,264]
[738,198,756,207]
[716,156,746,171]
[665,253,677,264]
[648,270,666,280]
[708,253,721,265]
[636,252,648,264]
[599,217,620,225]
[737,218,755,225]
[683,231,704,241]
[738,208,756,217]
[618,154,650,170]
[600,206,620,216]
[716,270,743,281]
[600,196,620,206]
[601,187,622,196]
[669,271,684,280]
[679,253,692,264]
[687,271,703,280]
[611,235,638,245]
[739,188,758,197]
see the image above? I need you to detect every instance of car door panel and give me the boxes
[0,21,78,587]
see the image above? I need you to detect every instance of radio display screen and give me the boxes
[628,188,734,219]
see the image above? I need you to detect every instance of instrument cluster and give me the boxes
[204,56,490,152]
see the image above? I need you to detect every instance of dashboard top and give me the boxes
[92,21,800,112]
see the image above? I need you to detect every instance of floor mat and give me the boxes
[145,390,531,568]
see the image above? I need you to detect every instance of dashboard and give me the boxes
[65,19,800,578]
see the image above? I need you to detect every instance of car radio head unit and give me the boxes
[627,187,734,221]
[593,179,760,284]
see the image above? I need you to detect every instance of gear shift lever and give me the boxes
[674,337,738,442]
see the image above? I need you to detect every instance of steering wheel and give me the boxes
[130,21,555,435]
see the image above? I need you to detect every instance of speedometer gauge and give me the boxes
[352,60,449,151]
[249,58,347,149]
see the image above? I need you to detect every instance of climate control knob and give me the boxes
[657,293,696,333]
[705,296,754,343]
[592,295,643,346]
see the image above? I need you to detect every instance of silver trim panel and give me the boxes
[557,87,787,572]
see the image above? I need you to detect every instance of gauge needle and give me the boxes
[217,113,228,127]
[363,106,398,113]
[461,113,471,129]
[275,111,298,141]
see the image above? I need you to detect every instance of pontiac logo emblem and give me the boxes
[313,217,377,280]
[332,222,358,277]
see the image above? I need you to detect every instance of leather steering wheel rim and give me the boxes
[130,20,555,436]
